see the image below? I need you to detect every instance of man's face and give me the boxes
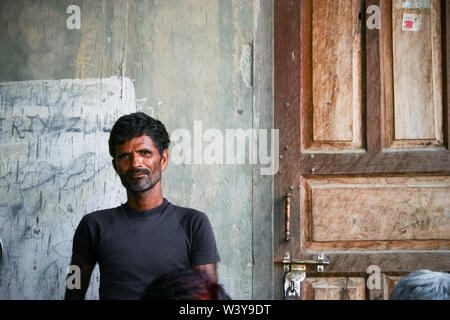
[113,135,168,193]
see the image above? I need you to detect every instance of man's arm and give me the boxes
[194,263,217,283]
[64,263,95,300]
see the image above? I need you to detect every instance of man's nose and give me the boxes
[131,152,143,168]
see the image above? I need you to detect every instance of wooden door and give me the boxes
[274,0,450,300]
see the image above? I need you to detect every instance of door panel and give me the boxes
[274,0,450,300]
[301,175,450,249]
[383,0,444,147]
[302,0,363,151]
[302,277,366,300]
[312,0,361,144]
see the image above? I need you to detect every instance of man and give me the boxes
[65,112,220,300]
[389,269,450,300]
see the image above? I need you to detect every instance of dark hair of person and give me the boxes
[108,112,170,158]
[389,269,450,300]
[141,269,231,300]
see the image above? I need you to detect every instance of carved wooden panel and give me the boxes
[301,175,450,250]
[301,0,363,151]
[301,277,366,300]
[382,0,444,148]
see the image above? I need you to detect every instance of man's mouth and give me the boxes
[130,172,147,178]
[127,169,150,179]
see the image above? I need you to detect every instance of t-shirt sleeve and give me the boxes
[190,212,221,266]
[71,214,99,265]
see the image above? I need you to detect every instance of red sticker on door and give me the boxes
[402,14,421,31]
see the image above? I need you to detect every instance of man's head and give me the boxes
[109,112,170,193]
[141,269,231,300]
[389,269,450,300]
[109,112,170,158]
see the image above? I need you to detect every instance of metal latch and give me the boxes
[282,252,330,300]
[282,252,330,273]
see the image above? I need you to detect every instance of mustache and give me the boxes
[125,168,150,176]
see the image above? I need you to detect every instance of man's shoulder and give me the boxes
[168,202,212,229]
[170,202,208,219]
[80,204,123,224]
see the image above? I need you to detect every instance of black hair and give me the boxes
[140,269,231,300]
[108,112,170,158]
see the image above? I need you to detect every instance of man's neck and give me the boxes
[126,185,163,211]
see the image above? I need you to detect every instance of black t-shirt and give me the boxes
[71,198,221,300]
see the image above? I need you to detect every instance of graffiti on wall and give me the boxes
[0,77,136,299]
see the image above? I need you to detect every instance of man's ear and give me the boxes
[161,149,169,171]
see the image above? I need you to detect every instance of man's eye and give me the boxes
[118,154,129,160]
[140,151,151,155]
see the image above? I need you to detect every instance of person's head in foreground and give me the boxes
[141,269,231,300]
[389,269,450,300]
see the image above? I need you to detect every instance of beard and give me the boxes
[119,168,161,193]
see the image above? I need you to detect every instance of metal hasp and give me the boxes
[282,252,331,299]
[284,263,306,300]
